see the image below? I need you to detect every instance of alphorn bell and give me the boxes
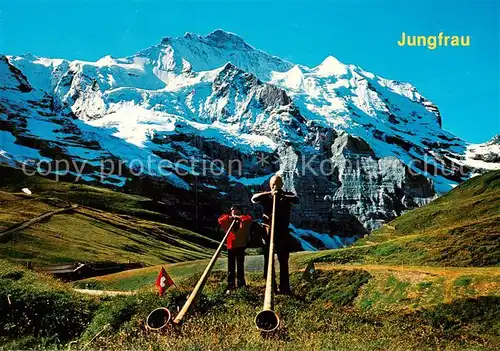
[173,219,238,325]
[255,193,280,332]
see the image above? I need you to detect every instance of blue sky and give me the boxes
[1,0,499,143]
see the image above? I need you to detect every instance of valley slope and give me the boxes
[0,166,217,265]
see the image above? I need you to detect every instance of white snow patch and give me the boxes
[462,139,500,170]
[290,224,357,250]
[88,104,176,148]
[229,174,273,186]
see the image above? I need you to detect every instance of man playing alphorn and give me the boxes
[251,174,298,295]
[218,205,252,292]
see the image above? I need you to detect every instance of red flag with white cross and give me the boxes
[155,267,175,296]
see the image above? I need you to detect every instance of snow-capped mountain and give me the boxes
[1,30,498,249]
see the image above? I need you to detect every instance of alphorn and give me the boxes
[255,193,280,332]
[173,219,238,325]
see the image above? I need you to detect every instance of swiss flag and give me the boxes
[155,267,175,296]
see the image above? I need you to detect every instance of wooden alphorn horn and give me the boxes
[173,219,238,325]
[255,193,280,332]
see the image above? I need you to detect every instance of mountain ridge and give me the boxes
[1,30,499,248]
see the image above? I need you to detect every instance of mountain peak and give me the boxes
[160,30,245,46]
[150,29,291,81]
[19,52,38,60]
[273,65,305,90]
[315,55,347,76]
[321,55,342,65]
[205,29,246,46]
[483,134,500,147]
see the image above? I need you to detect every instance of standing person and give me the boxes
[218,205,252,292]
[251,174,299,295]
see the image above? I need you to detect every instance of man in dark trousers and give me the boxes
[218,205,252,292]
[251,174,299,295]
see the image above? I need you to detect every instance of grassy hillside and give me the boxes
[2,259,499,350]
[0,166,218,265]
[1,170,499,350]
[301,170,500,267]
[82,270,499,351]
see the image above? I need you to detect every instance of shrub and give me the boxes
[0,260,98,345]
[291,269,371,306]
[454,276,473,287]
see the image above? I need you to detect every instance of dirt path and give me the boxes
[313,263,500,277]
[73,288,136,296]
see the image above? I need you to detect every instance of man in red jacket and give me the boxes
[218,205,252,291]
